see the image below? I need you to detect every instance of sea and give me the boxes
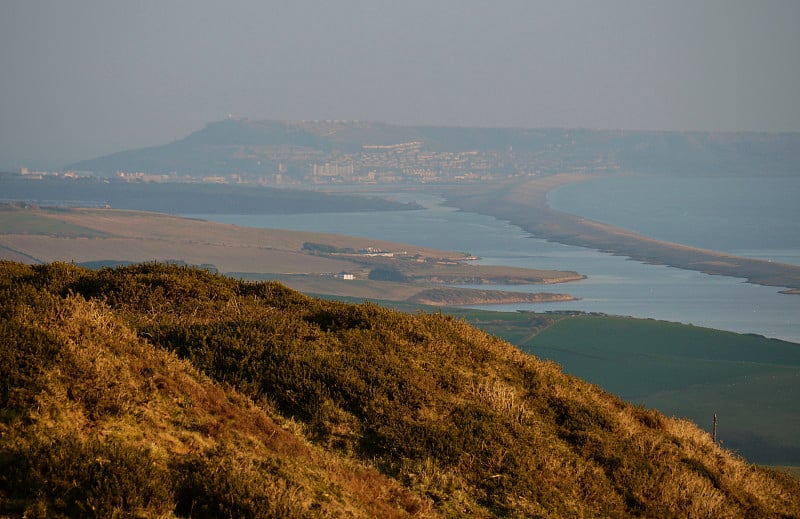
[185,176,800,344]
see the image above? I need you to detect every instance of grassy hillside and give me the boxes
[2,262,799,517]
[268,298,800,465]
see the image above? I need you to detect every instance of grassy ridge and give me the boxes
[296,297,800,465]
[1,262,799,517]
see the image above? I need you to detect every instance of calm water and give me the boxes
[185,180,800,344]
[548,176,800,265]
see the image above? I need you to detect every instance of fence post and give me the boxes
[712,413,717,444]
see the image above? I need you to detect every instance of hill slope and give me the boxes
[67,118,800,179]
[1,262,799,517]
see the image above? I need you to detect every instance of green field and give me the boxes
[0,209,107,237]
[515,315,800,464]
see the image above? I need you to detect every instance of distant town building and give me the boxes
[312,163,355,178]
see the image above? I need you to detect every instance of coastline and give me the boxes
[0,204,580,307]
[442,173,800,294]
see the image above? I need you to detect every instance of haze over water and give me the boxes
[187,178,800,344]
[548,176,800,266]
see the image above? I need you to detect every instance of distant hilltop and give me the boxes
[66,119,800,184]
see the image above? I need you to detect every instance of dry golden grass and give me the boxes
[3,262,799,517]
[4,286,437,517]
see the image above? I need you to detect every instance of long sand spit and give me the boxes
[444,173,800,295]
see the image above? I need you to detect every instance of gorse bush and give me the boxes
[0,321,62,421]
[0,434,173,518]
[1,261,798,518]
[173,446,315,519]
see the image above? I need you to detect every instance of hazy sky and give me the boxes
[1,1,799,169]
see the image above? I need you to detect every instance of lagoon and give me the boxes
[186,182,800,344]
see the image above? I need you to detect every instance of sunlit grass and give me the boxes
[2,261,798,517]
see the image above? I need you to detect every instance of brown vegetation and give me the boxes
[1,261,798,517]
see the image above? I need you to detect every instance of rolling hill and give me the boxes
[2,261,798,517]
